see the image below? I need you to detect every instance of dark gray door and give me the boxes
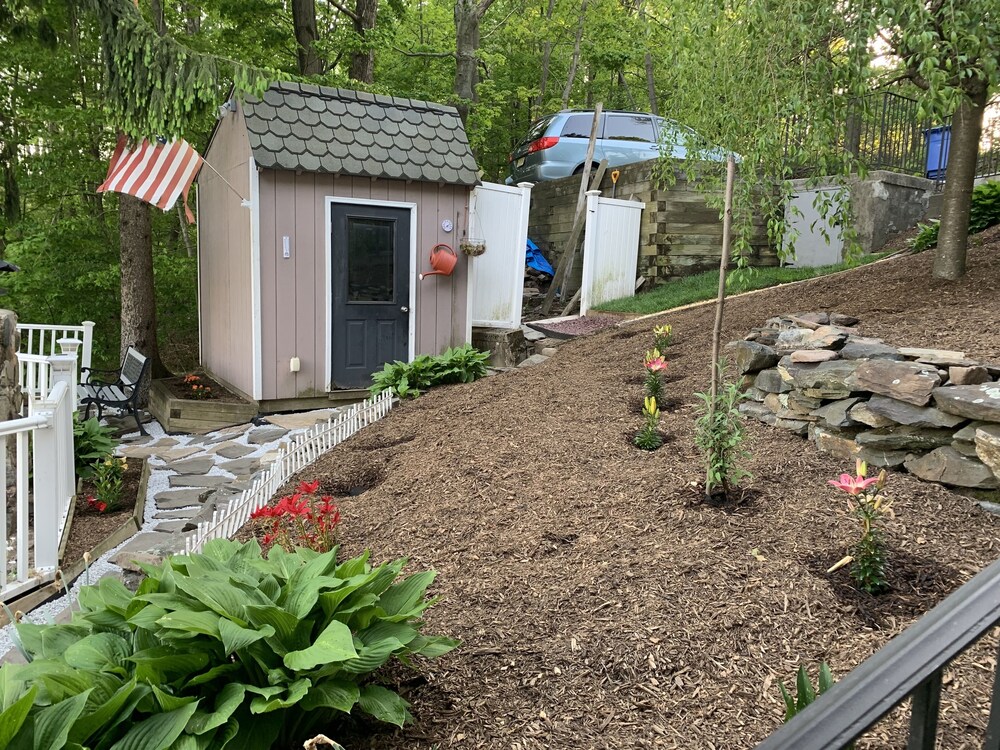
[331,203,410,388]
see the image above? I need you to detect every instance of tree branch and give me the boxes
[476,0,498,19]
[320,0,357,22]
[392,46,456,59]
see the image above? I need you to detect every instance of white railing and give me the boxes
[1,356,77,602]
[185,390,395,554]
[17,339,81,413]
[18,321,94,371]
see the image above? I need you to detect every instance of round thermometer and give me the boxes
[441,219,454,233]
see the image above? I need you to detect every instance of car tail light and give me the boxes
[527,136,559,154]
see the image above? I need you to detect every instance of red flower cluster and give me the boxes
[183,374,214,400]
[251,480,341,552]
[86,495,108,513]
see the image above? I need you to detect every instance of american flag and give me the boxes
[97,136,203,223]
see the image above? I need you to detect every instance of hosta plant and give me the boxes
[0,539,458,750]
[370,345,490,399]
[73,416,118,480]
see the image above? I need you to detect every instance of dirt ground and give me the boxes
[251,233,1000,749]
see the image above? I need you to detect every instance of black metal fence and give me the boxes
[785,90,1000,182]
[753,557,1000,750]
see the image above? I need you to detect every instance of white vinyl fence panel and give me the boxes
[468,181,532,331]
[580,191,645,315]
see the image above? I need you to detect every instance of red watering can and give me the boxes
[419,243,457,280]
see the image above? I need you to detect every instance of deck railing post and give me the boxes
[983,643,1000,750]
[907,669,943,750]
[55,342,80,411]
[29,396,58,572]
[81,321,95,370]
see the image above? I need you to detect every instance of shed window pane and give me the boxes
[605,115,656,143]
[347,218,394,302]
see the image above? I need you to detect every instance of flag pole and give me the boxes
[199,159,250,205]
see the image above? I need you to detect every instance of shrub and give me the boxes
[0,539,458,749]
[694,363,751,497]
[370,344,490,398]
[828,459,893,594]
[908,180,1000,252]
[634,396,663,450]
[73,416,118,479]
[251,480,342,552]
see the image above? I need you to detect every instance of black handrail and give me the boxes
[753,557,1000,750]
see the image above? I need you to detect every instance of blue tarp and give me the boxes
[526,238,554,277]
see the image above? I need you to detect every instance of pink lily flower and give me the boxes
[828,473,880,495]
[645,357,667,372]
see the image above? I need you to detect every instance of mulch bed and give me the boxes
[244,235,1000,749]
[62,457,143,566]
[161,373,250,404]
[527,313,621,338]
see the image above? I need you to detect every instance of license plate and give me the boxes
[516,157,525,167]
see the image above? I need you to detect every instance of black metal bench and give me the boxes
[78,346,150,435]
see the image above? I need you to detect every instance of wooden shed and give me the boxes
[197,82,479,411]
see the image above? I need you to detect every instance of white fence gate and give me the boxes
[782,186,846,267]
[1,354,77,602]
[580,190,645,315]
[467,181,533,332]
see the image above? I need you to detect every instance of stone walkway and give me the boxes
[107,408,347,570]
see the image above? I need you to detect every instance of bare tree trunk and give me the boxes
[0,144,19,228]
[292,0,323,75]
[933,86,988,281]
[349,0,378,83]
[182,2,201,34]
[454,0,492,123]
[150,0,166,34]
[561,0,589,109]
[617,70,637,110]
[535,0,556,114]
[639,0,657,115]
[119,194,169,387]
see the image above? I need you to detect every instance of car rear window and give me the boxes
[560,113,603,138]
[605,115,656,143]
[516,116,555,148]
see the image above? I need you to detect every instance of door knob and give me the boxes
[400,306,410,313]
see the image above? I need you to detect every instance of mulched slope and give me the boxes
[260,235,1000,750]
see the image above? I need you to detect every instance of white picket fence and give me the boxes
[580,190,645,314]
[18,329,86,411]
[18,321,94,370]
[185,390,395,554]
[1,356,77,602]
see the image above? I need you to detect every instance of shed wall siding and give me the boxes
[198,109,254,398]
[257,169,470,401]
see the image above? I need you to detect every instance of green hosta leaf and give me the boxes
[283,620,357,671]
[219,619,274,656]
[244,605,300,648]
[17,623,88,660]
[153,685,198,712]
[300,679,359,713]
[33,689,92,750]
[128,647,211,682]
[156,610,222,639]
[0,686,36,748]
[255,575,280,602]
[406,635,460,659]
[108,700,199,750]
[96,577,133,615]
[173,577,252,626]
[200,538,241,562]
[136,593,207,612]
[358,621,419,648]
[185,683,244,735]
[282,575,344,620]
[357,685,411,728]
[64,633,131,673]
[339,639,401,674]
[39,671,99,704]
[69,680,141,744]
[248,678,310,714]
[185,663,240,688]
[128,604,168,631]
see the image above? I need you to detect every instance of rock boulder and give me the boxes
[865,394,966,429]
[852,360,941,406]
[933,383,1000,423]
[904,447,999,489]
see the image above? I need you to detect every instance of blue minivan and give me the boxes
[506,110,723,184]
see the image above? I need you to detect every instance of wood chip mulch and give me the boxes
[62,457,143,566]
[249,234,1000,750]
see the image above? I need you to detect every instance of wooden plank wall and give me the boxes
[257,171,470,401]
[527,160,778,289]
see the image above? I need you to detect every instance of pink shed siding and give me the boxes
[197,108,254,399]
[257,169,471,401]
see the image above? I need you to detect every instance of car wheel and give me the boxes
[573,162,599,176]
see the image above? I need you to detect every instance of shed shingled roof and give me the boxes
[242,82,479,186]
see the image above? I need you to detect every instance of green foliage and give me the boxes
[778,663,835,722]
[92,455,128,511]
[0,539,458,749]
[694,364,751,497]
[852,525,888,595]
[909,181,1000,252]
[73,417,118,480]
[633,396,663,451]
[643,369,662,404]
[369,344,490,398]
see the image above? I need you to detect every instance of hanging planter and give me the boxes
[460,238,486,257]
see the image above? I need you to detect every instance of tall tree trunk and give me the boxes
[535,0,556,114]
[933,85,988,281]
[639,0,657,115]
[182,2,201,34]
[454,0,485,123]
[561,0,588,109]
[119,194,168,385]
[0,144,19,227]
[349,0,378,84]
[292,0,323,75]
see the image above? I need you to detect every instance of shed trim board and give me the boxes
[324,195,418,393]
[249,158,263,400]
[196,188,203,365]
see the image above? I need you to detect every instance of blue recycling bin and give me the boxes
[924,125,951,179]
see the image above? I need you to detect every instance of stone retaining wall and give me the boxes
[731,313,1000,491]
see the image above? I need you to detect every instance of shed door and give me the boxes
[331,204,411,388]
